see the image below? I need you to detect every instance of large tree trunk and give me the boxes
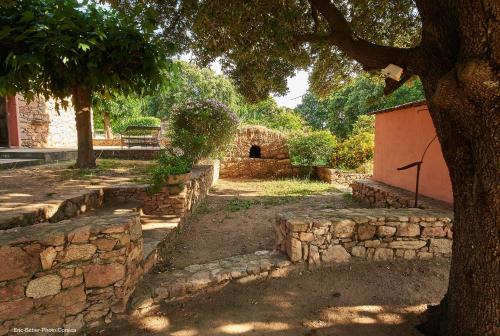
[420,89,500,336]
[103,111,114,140]
[417,2,500,334]
[72,86,96,168]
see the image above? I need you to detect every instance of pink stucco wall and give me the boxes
[373,102,453,204]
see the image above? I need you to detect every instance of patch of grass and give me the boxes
[217,178,340,197]
[195,201,212,215]
[257,196,293,207]
[342,192,356,203]
[227,198,253,212]
[60,159,153,181]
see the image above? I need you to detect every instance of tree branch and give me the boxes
[307,0,424,74]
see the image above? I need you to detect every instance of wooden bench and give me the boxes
[120,125,161,148]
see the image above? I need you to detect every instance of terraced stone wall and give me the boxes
[0,210,143,335]
[104,163,218,218]
[276,208,453,265]
[1,190,104,231]
[315,167,371,187]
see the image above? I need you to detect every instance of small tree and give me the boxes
[0,0,166,167]
[169,99,239,163]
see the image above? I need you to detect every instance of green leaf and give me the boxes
[78,43,90,51]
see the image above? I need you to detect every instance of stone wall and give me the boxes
[104,163,218,218]
[1,189,105,231]
[276,208,453,265]
[93,138,170,147]
[226,125,289,159]
[94,148,161,161]
[17,96,77,148]
[0,209,143,334]
[315,167,371,187]
[351,179,452,210]
[220,158,300,179]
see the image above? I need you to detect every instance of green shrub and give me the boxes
[288,131,337,174]
[331,115,375,170]
[331,131,374,170]
[113,116,161,134]
[170,99,239,163]
[148,150,192,194]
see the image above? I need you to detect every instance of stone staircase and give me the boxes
[0,148,77,170]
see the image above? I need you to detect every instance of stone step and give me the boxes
[0,148,77,162]
[129,250,292,314]
[140,214,182,274]
[0,158,45,170]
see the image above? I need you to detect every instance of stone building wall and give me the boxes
[0,209,144,334]
[220,125,297,178]
[276,207,453,265]
[17,95,77,148]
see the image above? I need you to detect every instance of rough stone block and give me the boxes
[299,232,314,242]
[322,245,351,263]
[0,246,40,282]
[40,247,57,270]
[389,240,427,249]
[83,263,125,288]
[287,218,309,232]
[331,219,356,238]
[396,223,420,237]
[351,246,366,258]
[364,240,381,248]
[422,227,446,238]
[26,274,61,299]
[373,248,394,261]
[0,299,33,321]
[63,244,97,262]
[377,226,396,237]
[68,225,91,243]
[358,225,376,240]
[286,237,302,262]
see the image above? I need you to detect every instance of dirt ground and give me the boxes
[160,179,362,269]
[100,259,450,336]
[0,159,152,221]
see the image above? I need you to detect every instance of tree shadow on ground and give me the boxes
[98,259,449,336]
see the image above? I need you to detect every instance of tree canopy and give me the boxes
[296,75,424,138]
[0,0,167,167]
[0,0,167,100]
[103,1,500,335]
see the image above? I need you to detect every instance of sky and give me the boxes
[182,54,309,109]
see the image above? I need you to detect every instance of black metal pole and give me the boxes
[415,163,421,207]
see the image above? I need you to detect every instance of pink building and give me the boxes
[0,95,77,148]
[372,101,453,204]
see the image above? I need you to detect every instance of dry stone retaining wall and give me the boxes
[315,167,371,187]
[104,164,218,218]
[220,158,300,179]
[276,208,453,265]
[351,179,452,209]
[0,209,143,335]
[0,190,105,231]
